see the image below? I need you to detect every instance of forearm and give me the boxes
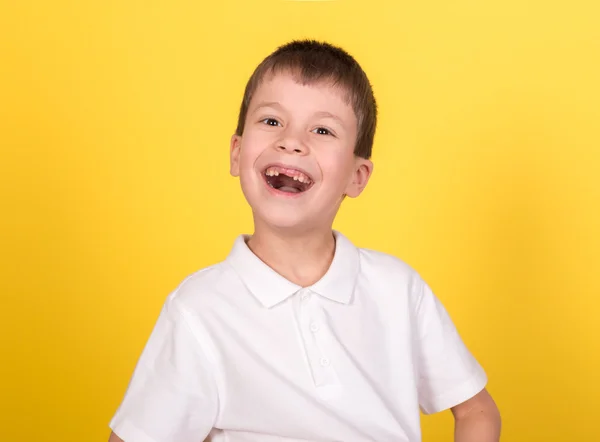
[108,431,124,442]
[454,410,501,442]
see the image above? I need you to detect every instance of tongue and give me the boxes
[274,174,304,193]
[279,186,300,193]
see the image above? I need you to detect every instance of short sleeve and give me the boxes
[414,278,487,414]
[109,294,219,442]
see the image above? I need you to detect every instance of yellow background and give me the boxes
[1,1,599,440]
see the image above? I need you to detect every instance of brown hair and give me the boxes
[235,40,377,159]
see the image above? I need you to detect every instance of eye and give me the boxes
[313,127,332,136]
[261,118,281,127]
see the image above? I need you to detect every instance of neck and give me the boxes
[246,221,335,287]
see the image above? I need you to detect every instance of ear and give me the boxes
[230,134,242,177]
[344,157,373,198]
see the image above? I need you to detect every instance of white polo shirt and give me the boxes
[110,231,487,442]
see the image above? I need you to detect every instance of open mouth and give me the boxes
[263,165,314,194]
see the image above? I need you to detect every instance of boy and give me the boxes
[108,40,501,442]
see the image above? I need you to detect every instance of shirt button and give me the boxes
[310,322,320,333]
[300,290,310,301]
[320,357,330,367]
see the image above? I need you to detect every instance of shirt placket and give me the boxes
[296,288,339,389]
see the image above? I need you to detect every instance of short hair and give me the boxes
[235,40,377,159]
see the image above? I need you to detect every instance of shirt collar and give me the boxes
[226,230,360,308]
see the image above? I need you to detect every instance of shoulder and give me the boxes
[358,246,414,272]
[152,260,246,358]
[357,245,423,289]
[349,242,432,312]
[175,262,233,295]
[166,260,242,314]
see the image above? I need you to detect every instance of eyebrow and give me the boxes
[251,101,284,113]
[252,102,345,126]
[312,111,345,126]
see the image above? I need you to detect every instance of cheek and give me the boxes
[319,153,355,186]
[239,148,256,169]
[239,130,273,167]
[239,143,261,169]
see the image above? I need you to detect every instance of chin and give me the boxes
[253,210,314,232]
[239,179,338,233]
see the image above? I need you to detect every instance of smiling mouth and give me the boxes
[263,166,314,194]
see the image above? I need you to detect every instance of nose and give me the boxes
[276,127,309,155]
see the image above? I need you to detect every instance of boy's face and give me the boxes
[230,71,373,232]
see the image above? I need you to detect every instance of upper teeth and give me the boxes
[265,166,312,184]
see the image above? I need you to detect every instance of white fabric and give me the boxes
[110,231,487,442]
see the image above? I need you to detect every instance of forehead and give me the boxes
[249,71,356,120]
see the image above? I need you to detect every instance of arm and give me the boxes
[411,277,497,438]
[451,388,501,442]
[108,431,124,442]
[108,297,218,442]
